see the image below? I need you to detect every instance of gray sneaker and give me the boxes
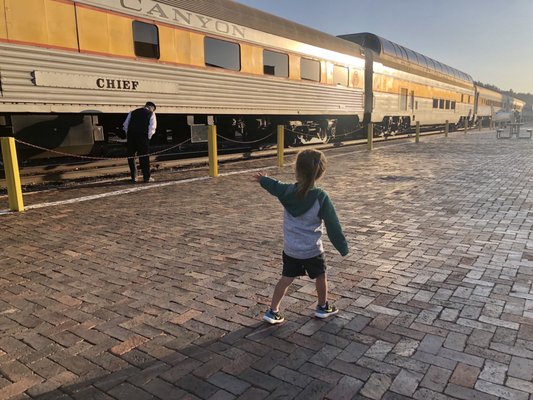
[263,309,284,324]
[315,302,339,318]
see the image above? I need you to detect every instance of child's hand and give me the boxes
[253,172,267,182]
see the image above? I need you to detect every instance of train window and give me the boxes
[301,58,320,82]
[418,55,429,68]
[395,44,409,61]
[333,65,349,86]
[451,101,456,110]
[382,40,398,57]
[445,100,450,109]
[406,49,419,64]
[204,37,240,71]
[439,99,445,109]
[263,50,288,77]
[433,99,439,108]
[400,88,408,111]
[133,21,160,59]
[461,94,464,103]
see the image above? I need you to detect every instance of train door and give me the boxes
[400,88,408,111]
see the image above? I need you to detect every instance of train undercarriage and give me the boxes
[0,110,476,165]
[0,113,362,163]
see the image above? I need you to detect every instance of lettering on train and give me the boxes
[119,0,246,38]
[96,78,140,91]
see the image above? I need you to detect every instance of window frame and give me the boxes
[263,49,289,78]
[132,20,160,59]
[204,36,241,71]
[300,57,321,82]
[332,65,349,87]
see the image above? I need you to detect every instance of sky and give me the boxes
[234,0,533,94]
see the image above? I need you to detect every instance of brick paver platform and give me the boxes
[2,129,533,399]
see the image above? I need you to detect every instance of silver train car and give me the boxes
[339,33,475,134]
[0,0,366,158]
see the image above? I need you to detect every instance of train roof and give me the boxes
[157,0,363,56]
[339,32,473,84]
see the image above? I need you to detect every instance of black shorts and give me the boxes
[282,251,327,279]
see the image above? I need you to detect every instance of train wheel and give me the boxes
[317,127,331,144]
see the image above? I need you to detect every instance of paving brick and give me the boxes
[105,381,153,400]
[506,377,533,396]
[336,342,369,363]
[176,374,220,399]
[293,378,333,400]
[140,378,190,400]
[413,387,454,400]
[389,368,423,396]
[360,373,391,400]
[450,363,480,388]
[270,365,313,388]
[420,365,452,392]
[238,368,281,392]
[418,334,445,354]
[479,360,508,384]
[445,383,498,400]
[207,371,251,395]
[444,332,467,351]
[475,380,529,400]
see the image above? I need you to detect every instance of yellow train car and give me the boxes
[339,33,475,134]
[0,0,366,157]
[475,85,526,126]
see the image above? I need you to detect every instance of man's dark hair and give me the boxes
[145,101,156,111]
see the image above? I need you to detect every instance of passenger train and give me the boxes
[0,0,526,160]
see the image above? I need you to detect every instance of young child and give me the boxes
[254,149,349,324]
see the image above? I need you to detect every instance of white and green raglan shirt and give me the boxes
[260,176,349,259]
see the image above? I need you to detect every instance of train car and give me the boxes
[338,33,475,135]
[474,85,506,126]
[474,85,526,126]
[0,0,366,160]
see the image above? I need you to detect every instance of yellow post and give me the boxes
[415,121,420,143]
[277,125,284,168]
[367,123,373,151]
[208,125,218,177]
[464,118,468,134]
[445,120,449,137]
[1,137,24,212]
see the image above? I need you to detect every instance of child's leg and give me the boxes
[315,273,327,306]
[270,276,294,311]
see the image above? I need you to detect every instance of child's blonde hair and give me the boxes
[295,149,327,199]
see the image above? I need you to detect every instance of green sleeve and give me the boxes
[259,176,292,198]
[319,193,349,256]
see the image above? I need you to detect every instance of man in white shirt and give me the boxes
[123,101,157,183]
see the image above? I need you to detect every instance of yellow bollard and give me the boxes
[1,136,24,212]
[208,125,218,177]
[367,123,373,151]
[415,121,420,143]
[277,125,284,168]
[464,118,468,134]
[445,120,449,137]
